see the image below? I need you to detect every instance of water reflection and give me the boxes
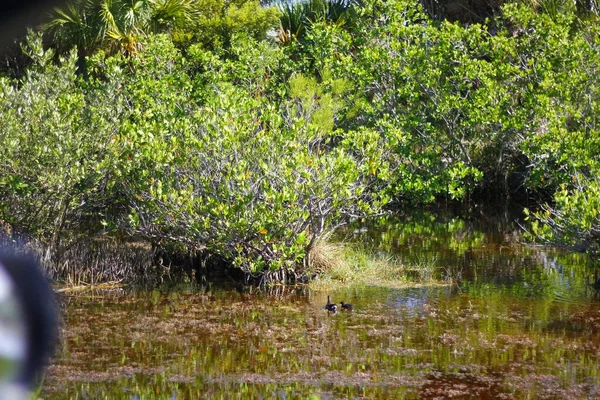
[43,213,600,399]
[343,213,597,303]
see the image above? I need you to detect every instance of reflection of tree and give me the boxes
[340,212,594,297]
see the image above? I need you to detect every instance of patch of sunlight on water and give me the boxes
[43,213,600,399]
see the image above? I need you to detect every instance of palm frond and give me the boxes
[43,0,191,57]
[44,0,104,51]
[149,0,197,25]
[276,0,357,44]
[99,0,119,31]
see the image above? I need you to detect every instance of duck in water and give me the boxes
[324,295,337,312]
[340,301,353,311]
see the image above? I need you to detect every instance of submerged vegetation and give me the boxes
[1,0,600,284]
[45,257,600,399]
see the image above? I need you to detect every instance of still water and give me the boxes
[43,213,600,399]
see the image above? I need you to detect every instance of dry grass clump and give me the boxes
[309,241,441,290]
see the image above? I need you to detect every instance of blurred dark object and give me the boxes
[0,251,57,396]
[0,0,68,51]
[0,3,61,394]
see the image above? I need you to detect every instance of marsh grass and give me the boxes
[54,281,125,293]
[309,241,442,290]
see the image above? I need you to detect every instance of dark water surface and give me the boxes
[43,214,600,399]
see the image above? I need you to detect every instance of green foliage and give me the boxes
[186,34,296,103]
[292,0,495,202]
[276,0,359,45]
[172,0,280,51]
[524,175,600,253]
[43,0,104,55]
[518,0,600,21]
[1,32,389,274]
[286,0,600,211]
[501,5,600,252]
[44,0,198,58]
[80,35,386,274]
[279,0,600,254]
[505,4,600,191]
[288,72,349,133]
[7,0,600,278]
[0,32,123,260]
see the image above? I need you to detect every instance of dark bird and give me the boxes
[340,301,353,311]
[325,295,337,312]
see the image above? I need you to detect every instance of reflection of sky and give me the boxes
[390,287,454,316]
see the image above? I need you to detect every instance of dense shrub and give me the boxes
[0,33,126,263]
[285,0,600,252]
[171,0,280,51]
[0,34,388,278]
[515,8,600,251]
[4,0,600,282]
[109,36,388,275]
